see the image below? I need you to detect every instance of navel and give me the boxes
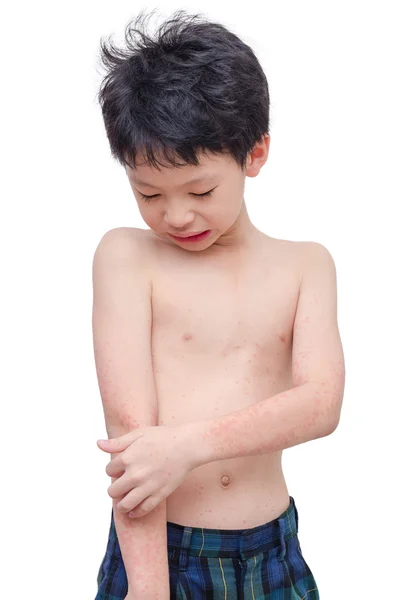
[220,474,231,488]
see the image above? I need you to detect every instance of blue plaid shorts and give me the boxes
[96,495,320,599]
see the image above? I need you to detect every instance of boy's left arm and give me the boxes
[189,242,346,464]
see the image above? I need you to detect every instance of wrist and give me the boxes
[179,419,216,469]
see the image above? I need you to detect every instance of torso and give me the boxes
[138,227,303,529]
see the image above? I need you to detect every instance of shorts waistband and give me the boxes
[166,495,299,561]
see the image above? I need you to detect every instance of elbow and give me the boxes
[328,390,344,434]
[316,414,339,440]
[327,414,340,435]
[323,405,342,436]
[314,378,344,437]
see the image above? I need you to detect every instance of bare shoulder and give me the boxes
[266,235,333,256]
[263,235,336,286]
[91,228,157,306]
[296,240,337,272]
[293,240,338,296]
[93,226,153,264]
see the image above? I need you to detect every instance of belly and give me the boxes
[165,454,290,529]
[156,354,291,528]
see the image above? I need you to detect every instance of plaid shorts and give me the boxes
[95,495,320,599]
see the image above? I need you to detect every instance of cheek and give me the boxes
[214,197,240,220]
[137,205,156,226]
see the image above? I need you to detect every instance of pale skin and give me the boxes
[96,137,345,528]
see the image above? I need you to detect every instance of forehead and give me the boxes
[131,172,219,187]
[125,151,232,187]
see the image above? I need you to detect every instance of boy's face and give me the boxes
[125,138,269,252]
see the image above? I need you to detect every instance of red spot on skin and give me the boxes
[182,333,193,341]
[279,333,286,342]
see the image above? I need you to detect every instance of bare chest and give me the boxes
[149,238,301,426]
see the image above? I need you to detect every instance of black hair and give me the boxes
[96,8,270,172]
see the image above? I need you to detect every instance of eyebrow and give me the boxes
[131,174,218,188]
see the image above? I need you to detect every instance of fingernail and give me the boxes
[98,439,108,444]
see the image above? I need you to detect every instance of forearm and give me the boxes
[112,472,170,599]
[189,382,339,465]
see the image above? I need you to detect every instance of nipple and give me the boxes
[221,475,231,488]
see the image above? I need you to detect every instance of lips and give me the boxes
[169,230,211,242]
[169,232,204,238]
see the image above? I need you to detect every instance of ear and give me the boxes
[245,134,271,178]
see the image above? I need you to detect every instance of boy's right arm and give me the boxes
[92,227,170,599]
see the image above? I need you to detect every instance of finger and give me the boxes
[97,429,143,452]
[128,495,159,519]
[107,473,136,499]
[97,436,125,452]
[105,460,124,478]
[97,440,114,453]
[116,486,151,514]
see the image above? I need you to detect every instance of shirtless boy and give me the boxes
[93,9,345,600]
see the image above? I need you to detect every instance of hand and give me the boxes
[97,424,199,518]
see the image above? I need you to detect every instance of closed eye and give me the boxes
[139,188,216,203]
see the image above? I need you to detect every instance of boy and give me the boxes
[92,9,345,600]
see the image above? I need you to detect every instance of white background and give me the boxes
[1,1,396,598]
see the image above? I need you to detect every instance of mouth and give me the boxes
[168,230,211,243]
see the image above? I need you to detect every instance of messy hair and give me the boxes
[96,8,270,172]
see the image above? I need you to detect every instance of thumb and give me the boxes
[97,438,109,446]
[96,433,131,451]
[96,439,111,451]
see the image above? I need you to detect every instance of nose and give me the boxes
[164,209,195,230]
